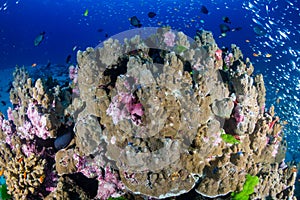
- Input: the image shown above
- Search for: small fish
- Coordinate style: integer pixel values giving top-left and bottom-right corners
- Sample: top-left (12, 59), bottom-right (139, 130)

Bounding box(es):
top-left (34, 32), bottom-right (45, 46)
top-left (129, 16), bottom-right (142, 28)
top-left (97, 28), bottom-right (103, 32)
top-left (245, 39), bottom-right (250, 43)
top-left (200, 5), bottom-right (209, 14)
top-left (147, 12), bottom-right (156, 18)
top-left (222, 16), bottom-right (231, 24)
top-left (31, 63), bottom-right (37, 67)
top-left (83, 9), bottom-right (89, 17)
top-left (1, 101), bottom-right (6, 106)
top-left (219, 24), bottom-right (230, 33)
top-left (265, 53), bottom-right (272, 58)
top-left (46, 61), bottom-right (51, 68)
top-left (231, 27), bottom-right (242, 32)
top-left (66, 55), bottom-right (71, 63)
top-left (105, 33), bottom-right (108, 38)
top-left (253, 52), bottom-right (261, 57)
top-left (39, 175), bottom-right (45, 184)
top-left (253, 25), bottom-right (266, 36)
top-left (72, 46), bottom-right (77, 51)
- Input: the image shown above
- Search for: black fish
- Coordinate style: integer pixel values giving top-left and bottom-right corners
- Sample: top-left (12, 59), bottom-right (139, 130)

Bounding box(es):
top-left (105, 33), bottom-right (109, 38)
top-left (148, 12), bottom-right (156, 18)
top-left (1, 101), bottom-right (6, 106)
top-left (34, 31), bottom-right (45, 46)
top-left (97, 28), bottom-right (103, 32)
top-left (219, 24), bottom-right (231, 33)
top-left (253, 25), bottom-right (266, 36)
top-left (66, 55), bottom-right (71, 63)
top-left (130, 16), bottom-right (142, 28)
top-left (232, 27), bottom-right (242, 32)
top-left (222, 16), bottom-right (231, 24)
top-left (6, 81), bottom-right (13, 92)
top-left (46, 61), bottom-right (51, 68)
top-left (221, 46), bottom-right (229, 52)
top-left (200, 5), bottom-right (209, 14)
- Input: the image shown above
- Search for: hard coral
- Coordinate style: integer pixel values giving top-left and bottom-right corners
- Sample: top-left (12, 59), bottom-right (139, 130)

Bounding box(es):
top-left (4, 152), bottom-right (46, 199)
top-left (71, 29), bottom-right (296, 199)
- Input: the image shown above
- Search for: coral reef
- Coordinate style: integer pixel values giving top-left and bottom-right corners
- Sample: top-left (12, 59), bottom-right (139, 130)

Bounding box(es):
top-left (0, 142), bottom-right (46, 199)
top-left (71, 28), bottom-right (296, 199)
top-left (0, 28), bottom-right (297, 200)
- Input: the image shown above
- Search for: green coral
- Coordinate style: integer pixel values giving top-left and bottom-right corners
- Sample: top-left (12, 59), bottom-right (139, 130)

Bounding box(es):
top-left (175, 45), bottom-right (188, 54)
top-left (108, 197), bottom-right (127, 200)
top-left (0, 184), bottom-right (11, 200)
top-left (231, 174), bottom-right (259, 200)
top-left (221, 133), bottom-right (241, 144)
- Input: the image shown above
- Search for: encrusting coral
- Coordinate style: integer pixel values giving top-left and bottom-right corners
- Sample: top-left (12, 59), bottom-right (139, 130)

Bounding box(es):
top-left (0, 28), bottom-right (297, 200)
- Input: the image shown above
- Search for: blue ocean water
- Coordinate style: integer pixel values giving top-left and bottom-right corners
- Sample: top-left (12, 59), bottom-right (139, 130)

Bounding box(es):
top-left (0, 0), bottom-right (299, 188)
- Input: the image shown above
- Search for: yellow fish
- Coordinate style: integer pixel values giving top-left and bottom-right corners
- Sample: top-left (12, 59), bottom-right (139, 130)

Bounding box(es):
top-left (253, 52), bottom-right (262, 57)
top-left (83, 9), bottom-right (89, 17)
top-left (265, 53), bottom-right (272, 58)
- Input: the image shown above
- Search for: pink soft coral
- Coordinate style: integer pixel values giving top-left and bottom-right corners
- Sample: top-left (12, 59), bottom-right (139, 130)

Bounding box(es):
top-left (163, 31), bottom-right (176, 47)
top-left (25, 102), bottom-right (51, 140)
top-left (73, 153), bottom-right (124, 199)
top-left (107, 92), bottom-right (143, 125)
top-left (215, 49), bottom-right (223, 61)
top-left (234, 105), bottom-right (245, 124)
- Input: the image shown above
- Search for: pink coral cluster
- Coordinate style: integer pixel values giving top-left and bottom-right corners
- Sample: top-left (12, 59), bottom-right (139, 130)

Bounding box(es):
top-left (24, 102), bottom-right (51, 140)
top-left (73, 153), bottom-right (124, 199)
top-left (107, 92), bottom-right (143, 125)
top-left (215, 49), bottom-right (223, 61)
top-left (0, 114), bottom-right (14, 147)
top-left (224, 52), bottom-right (233, 67)
top-left (234, 105), bottom-right (245, 124)
top-left (163, 31), bottom-right (176, 47)
top-left (69, 65), bottom-right (79, 95)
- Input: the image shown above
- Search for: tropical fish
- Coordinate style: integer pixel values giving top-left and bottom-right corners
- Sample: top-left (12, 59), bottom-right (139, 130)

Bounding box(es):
top-left (148, 12), bottom-right (156, 18)
top-left (222, 16), bottom-right (231, 24)
top-left (265, 53), bottom-right (272, 58)
top-left (219, 24), bottom-right (230, 33)
top-left (253, 52), bottom-right (262, 57)
top-left (1, 101), bottom-right (6, 106)
top-left (34, 32), bottom-right (45, 46)
top-left (253, 25), bottom-right (266, 36)
top-left (83, 9), bottom-right (89, 17)
top-left (129, 16), bottom-right (142, 28)
top-left (200, 5), bottom-right (209, 14)
top-left (231, 27), bottom-right (242, 32)
top-left (46, 61), bottom-right (51, 68)
top-left (66, 55), bottom-right (71, 63)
